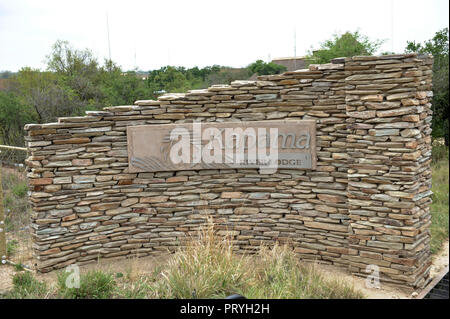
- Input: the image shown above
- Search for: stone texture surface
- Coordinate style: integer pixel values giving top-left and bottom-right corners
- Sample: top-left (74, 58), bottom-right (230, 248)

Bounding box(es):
top-left (345, 54), bottom-right (433, 288)
top-left (24, 53), bottom-right (433, 288)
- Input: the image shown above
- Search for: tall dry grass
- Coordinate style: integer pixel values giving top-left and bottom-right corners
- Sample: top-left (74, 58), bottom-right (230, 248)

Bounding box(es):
top-left (151, 221), bottom-right (249, 298)
top-left (430, 144), bottom-right (449, 253)
top-left (148, 220), bottom-right (363, 299)
top-left (3, 220), bottom-right (364, 299)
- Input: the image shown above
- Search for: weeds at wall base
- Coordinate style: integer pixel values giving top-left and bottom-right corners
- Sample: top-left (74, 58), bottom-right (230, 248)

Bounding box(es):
top-left (1, 223), bottom-right (364, 299)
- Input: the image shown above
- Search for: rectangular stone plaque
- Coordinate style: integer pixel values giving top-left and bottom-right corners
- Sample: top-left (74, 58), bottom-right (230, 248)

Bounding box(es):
top-left (127, 120), bottom-right (316, 172)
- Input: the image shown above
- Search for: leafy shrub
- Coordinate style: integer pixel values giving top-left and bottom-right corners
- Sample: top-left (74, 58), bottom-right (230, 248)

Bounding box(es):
top-left (432, 142), bottom-right (449, 163)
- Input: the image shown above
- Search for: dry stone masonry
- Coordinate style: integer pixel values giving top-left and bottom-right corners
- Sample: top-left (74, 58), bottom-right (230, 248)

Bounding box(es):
top-left (24, 53), bottom-right (434, 288)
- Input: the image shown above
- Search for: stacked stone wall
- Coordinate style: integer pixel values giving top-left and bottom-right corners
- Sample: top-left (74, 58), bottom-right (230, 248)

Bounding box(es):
top-left (24, 53), bottom-right (433, 288)
top-left (345, 54), bottom-right (434, 287)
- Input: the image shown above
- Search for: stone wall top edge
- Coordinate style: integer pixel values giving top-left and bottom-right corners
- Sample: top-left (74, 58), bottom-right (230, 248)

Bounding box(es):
top-left (23, 53), bottom-right (433, 132)
top-left (144, 53), bottom-right (431, 105)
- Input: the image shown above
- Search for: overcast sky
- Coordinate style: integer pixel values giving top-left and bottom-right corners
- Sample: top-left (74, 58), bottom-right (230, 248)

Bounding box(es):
top-left (0, 0), bottom-right (448, 72)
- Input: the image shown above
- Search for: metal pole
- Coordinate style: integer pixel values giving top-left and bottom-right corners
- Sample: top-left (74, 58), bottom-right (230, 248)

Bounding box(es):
top-left (0, 145), bottom-right (27, 152)
top-left (106, 11), bottom-right (112, 67)
top-left (0, 163), bottom-right (7, 265)
top-left (294, 27), bottom-right (297, 70)
top-left (390, 0), bottom-right (394, 53)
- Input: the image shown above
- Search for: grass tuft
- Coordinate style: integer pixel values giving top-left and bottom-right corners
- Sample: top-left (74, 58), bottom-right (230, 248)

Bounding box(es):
top-left (1, 168), bottom-right (30, 232)
top-left (153, 221), bottom-right (248, 299)
top-left (3, 272), bottom-right (48, 299)
top-left (243, 245), bottom-right (363, 299)
top-left (430, 150), bottom-right (449, 253)
top-left (149, 221), bottom-right (363, 299)
top-left (1, 221), bottom-right (365, 299)
top-left (57, 270), bottom-right (116, 299)
top-left (6, 239), bottom-right (18, 257)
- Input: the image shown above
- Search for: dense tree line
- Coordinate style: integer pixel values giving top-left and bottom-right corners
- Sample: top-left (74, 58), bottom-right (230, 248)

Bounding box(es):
top-left (1, 29), bottom-right (448, 147)
top-left (405, 28), bottom-right (449, 145)
top-left (0, 40), bottom-right (286, 146)
top-left (308, 30), bottom-right (385, 64)
top-left (308, 29), bottom-right (448, 145)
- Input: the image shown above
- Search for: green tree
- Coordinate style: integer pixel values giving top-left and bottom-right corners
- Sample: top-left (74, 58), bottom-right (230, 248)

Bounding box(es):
top-left (11, 67), bottom-right (84, 123)
top-left (204, 66), bottom-right (251, 86)
top-left (248, 60), bottom-right (287, 76)
top-left (46, 40), bottom-right (103, 104)
top-left (1, 40), bottom-right (156, 137)
top-left (45, 41), bottom-right (152, 111)
top-left (98, 62), bottom-right (150, 106)
top-left (0, 71), bottom-right (14, 79)
top-left (310, 31), bottom-right (385, 64)
top-left (0, 91), bottom-right (37, 146)
top-left (406, 28), bottom-right (449, 145)
top-left (145, 64), bottom-right (256, 97)
top-left (46, 40), bottom-right (99, 78)
top-left (147, 66), bottom-right (191, 97)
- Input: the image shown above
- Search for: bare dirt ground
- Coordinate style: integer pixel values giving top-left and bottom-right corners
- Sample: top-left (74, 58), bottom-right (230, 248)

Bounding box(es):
top-left (0, 253), bottom-right (172, 294)
top-left (1, 241), bottom-right (448, 298)
top-left (33, 253), bottom-right (172, 284)
top-left (318, 240), bottom-right (449, 299)
top-left (430, 241), bottom-right (449, 278)
top-left (0, 264), bottom-right (15, 292)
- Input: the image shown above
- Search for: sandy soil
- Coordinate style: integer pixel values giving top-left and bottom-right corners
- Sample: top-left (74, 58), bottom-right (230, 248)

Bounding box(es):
top-left (33, 253), bottom-right (172, 284)
top-left (315, 264), bottom-right (411, 299)
top-left (0, 253), bottom-right (172, 295)
top-left (1, 241), bottom-right (448, 298)
top-left (430, 241), bottom-right (449, 278)
top-left (0, 264), bottom-right (16, 292)
top-left (318, 241), bottom-right (449, 299)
